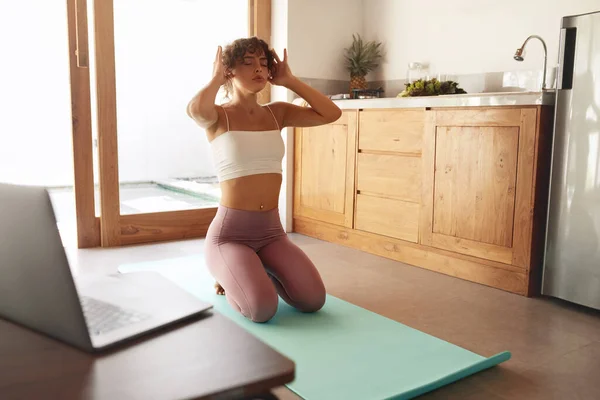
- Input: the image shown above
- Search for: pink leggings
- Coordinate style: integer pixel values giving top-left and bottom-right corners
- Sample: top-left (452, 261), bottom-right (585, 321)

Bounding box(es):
top-left (204, 206), bottom-right (326, 323)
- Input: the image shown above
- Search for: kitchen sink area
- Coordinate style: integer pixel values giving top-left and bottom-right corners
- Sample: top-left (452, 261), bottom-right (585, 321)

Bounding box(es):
top-left (331, 90), bottom-right (555, 109)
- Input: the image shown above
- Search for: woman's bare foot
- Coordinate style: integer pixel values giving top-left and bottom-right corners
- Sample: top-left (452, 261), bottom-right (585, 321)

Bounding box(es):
top-left (214, 282), bottom-right (225, 295)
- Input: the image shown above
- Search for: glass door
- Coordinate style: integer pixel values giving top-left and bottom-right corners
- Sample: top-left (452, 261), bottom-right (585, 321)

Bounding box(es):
top-left (91, 0), bottom-right (269, 246)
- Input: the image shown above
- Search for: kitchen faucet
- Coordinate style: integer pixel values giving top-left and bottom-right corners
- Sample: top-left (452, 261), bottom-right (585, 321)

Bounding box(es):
top-left (514, 35), bottom-right (548, 90)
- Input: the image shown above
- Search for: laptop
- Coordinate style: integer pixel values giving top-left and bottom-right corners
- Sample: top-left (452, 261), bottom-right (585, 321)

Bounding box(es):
top-left (0, 183), bottom-right (213, 352)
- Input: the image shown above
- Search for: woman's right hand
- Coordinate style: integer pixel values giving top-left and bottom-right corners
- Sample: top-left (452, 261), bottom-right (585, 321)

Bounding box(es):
top-left (212, 46), bottom-right (228, 86)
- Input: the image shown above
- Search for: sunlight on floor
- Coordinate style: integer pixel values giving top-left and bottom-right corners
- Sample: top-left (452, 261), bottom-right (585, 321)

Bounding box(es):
top-left (49, 180), bottom-right (220, 247)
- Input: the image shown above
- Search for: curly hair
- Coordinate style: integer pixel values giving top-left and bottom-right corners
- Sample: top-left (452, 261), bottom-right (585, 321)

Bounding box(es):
top-left (221, 37), bottom-right (275, 98)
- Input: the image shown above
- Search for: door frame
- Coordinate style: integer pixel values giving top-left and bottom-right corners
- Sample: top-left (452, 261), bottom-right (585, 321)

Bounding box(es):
top-left (66, 0), bottom-right (271, 248)
top-left (66, 0), bottom-right (99, 248)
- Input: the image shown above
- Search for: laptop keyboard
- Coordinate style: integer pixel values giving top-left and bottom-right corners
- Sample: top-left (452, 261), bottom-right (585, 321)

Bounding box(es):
top-left (80, 296), bottom-right (151, 336)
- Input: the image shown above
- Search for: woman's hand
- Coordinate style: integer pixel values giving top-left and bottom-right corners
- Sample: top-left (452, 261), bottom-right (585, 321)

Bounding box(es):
top-left (212, 46), bottom-right (228, 86)
top-left (270, 49), bottom-right (295, 87)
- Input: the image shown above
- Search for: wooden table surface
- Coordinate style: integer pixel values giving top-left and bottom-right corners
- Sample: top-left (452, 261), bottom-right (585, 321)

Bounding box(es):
top-left (0, 311), bottom-right (295, 399)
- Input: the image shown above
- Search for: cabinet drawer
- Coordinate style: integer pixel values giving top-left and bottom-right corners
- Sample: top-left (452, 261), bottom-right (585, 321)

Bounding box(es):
top-left (359, 109), bottom-right (424, 154)
top-left (357, 153), bottom-right (421, 202)
top-left (355, 194), bottom-right (419, 243)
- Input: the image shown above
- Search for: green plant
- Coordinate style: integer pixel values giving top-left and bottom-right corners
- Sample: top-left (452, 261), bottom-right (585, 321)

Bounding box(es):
top-left (398, 78), bottom-right (467, 97)
top-left (344, 33), bottom-right (383, 91)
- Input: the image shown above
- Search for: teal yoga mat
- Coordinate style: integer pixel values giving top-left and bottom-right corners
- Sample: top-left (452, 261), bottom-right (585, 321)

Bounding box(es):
top-left (118, 255), bottom-right (510, 400)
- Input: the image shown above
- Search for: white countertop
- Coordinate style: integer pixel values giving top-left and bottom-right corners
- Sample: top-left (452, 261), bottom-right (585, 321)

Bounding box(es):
top-left (329, 90), bottom-right (555, 109)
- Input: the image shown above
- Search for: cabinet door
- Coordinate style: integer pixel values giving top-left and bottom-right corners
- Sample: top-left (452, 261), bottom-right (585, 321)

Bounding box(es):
top-left (293, 111), bottom-right (357, 227)
top-left (420, 108), bottom-right (537, 267)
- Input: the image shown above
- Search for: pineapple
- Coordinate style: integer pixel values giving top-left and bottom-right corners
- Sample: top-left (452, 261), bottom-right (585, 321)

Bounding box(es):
top-left (344, 33), bottom-right (383, 93)
top-left (350, 75), bottom-right (368, 91)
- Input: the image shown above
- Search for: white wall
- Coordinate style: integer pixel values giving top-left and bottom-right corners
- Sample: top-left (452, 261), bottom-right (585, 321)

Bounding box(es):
top-left (272, 0), bottom-right (290, 101)
top-left (287, 0), bottom-right (364, 80)
top-left (272, 0), bottom-right (292, 231)
top-left (364, 0), bottom-right (600, 81)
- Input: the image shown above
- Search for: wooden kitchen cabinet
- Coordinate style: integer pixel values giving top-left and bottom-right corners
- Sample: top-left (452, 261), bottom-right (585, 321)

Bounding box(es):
top-left (293, 105), bottom-right (553, 297)
top-left (293, 110), bottom-right (357, 228)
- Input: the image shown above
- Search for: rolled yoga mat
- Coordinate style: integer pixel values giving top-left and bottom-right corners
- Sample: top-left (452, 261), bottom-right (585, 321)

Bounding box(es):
top-left (118, 255), bottom-right (510, 400)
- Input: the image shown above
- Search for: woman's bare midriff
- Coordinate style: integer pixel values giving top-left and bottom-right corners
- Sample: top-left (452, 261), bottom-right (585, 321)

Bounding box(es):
top-left (218, 173), bottom-right (282, 211)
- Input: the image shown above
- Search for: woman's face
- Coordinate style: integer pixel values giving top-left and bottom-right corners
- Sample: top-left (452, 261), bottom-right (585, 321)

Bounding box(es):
top-left (229, 51), bottom-right (270, 94)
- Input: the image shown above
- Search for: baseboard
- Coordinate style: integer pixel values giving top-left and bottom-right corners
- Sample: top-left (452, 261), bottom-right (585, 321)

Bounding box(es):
top-left (293, 217), bottom-right (529, 296)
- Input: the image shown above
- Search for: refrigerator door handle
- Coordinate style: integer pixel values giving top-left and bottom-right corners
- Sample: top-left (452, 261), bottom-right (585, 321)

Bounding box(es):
top-left (557, 27), bottom-right (577, 90)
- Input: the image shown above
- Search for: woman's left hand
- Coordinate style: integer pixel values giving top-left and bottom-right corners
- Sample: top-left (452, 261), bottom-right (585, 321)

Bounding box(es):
top-left (270, 49), bottom-right (295, 87)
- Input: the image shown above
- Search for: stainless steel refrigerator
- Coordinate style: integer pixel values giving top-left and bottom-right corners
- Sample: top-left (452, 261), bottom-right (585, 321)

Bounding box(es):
top-left (543, 10), bottom-right (600, 310)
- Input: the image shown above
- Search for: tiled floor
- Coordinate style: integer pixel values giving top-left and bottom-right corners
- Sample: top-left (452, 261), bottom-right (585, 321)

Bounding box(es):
top-left (65, 234), bottom-right (600, 400)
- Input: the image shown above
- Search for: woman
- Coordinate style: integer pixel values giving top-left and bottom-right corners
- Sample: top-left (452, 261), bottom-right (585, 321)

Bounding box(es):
top-left (186, 37), bottom-right (342, 323)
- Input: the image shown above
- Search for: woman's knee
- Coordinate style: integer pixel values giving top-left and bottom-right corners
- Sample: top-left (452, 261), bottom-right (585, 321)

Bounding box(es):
top-left (302, 285), bottom-right (326, 313)
top-left (246, 287), bottom-right (279, 323)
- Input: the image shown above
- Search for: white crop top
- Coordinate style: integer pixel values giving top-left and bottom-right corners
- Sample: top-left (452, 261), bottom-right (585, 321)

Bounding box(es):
top-left (210, 105), bottom-right (285, 182)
